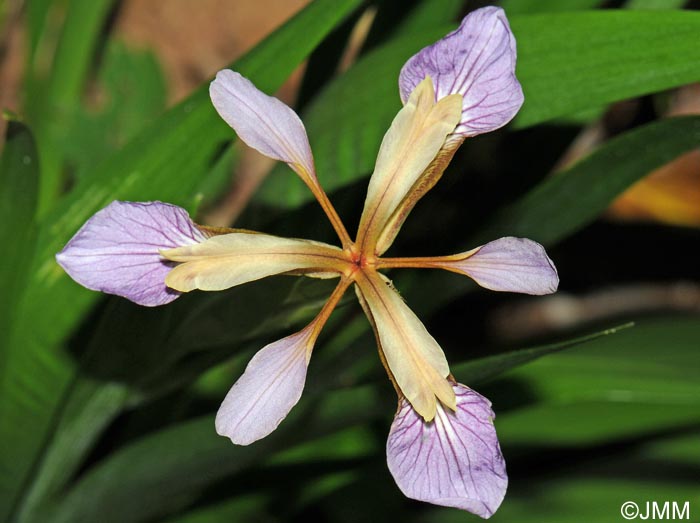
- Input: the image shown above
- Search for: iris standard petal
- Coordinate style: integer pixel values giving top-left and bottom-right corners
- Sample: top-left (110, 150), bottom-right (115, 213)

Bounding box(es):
top-left (437, 237), bottom-right (559, 295)
top-left (210, 69), bottom-right (316, 182)
top-left (356, 78), bottom-right (461, 253)
top-left (387, 383), bottom-right (508, 518)
top-left (354, 271), bottom-right (454, 421)
top-left (56, 201), bottom-right (206, 306)
top-left (216, 277), bottom-right (352, 445)
top-left (215, 328), bottom-right (312, 445)
top-left (399, 6), bottom-right (523, 137)
top-left (162, 232), bottom-right (346, 292)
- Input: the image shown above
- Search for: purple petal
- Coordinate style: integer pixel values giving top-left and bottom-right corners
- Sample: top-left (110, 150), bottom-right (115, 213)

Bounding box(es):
top-left (215, 329), bottom-right (312, 445)
top-left (56, 201), bottom-right (206, 306)
top-left (210, 69), bottom-right (316, 180)
top-left (387, 383), bottom-right (507, 518)
top-left (399, 6), bottom-right (523, 137)
top-left (449, 237), bottom-right (558, 295)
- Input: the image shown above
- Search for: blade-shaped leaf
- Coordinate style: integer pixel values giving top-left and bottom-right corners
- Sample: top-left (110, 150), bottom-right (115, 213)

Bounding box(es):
top-left (27, 0), bottom-right (117, 215)
top-left (0, 120), bottom-right (40, 512)
top-left (473, 116), bottom-right (700, 246)
top-left (256, 10), bottom-right (700, 207)
top-left (0, 1), bottom-right (364, 520)
top-left (500, 0), bottom-right (602, 14)
top-left (453, 323), bottom-right (634, 385)
top-left (12, 277), bottom-right (336, 523)
top-left (45, 323), bottom-right (630, 522)
top-left (491, 317), bottom-right (700, 445)
top-left (49, 386), bottom-right (385, 523)
top-left (513, 10), bottom-right (700, 127)
top-left (0, 121), bottom-right (38, 355)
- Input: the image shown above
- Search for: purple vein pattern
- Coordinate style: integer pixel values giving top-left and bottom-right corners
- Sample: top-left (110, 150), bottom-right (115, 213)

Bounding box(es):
top-left (399, 6), bottom-right (523, 137)
top-left (56, 201), bottom-right (206, 306)
top-left (386, 383), bottom-right (508, 518)
top-left (215, 329), bottom-right (310, 445)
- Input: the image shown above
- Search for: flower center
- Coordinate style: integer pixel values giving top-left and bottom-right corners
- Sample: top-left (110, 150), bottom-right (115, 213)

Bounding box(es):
top-left (344, 244), bottom-right (377, 278)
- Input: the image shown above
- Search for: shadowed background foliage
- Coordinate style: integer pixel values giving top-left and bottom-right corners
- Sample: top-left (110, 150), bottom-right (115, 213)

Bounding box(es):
top-left (1, 0), bottom-right (699, 521)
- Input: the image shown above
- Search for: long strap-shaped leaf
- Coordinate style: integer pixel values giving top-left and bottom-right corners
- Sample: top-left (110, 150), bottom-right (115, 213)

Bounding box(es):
top-left (402, 116), bottom-right (700, 317)
top-left (0, 1), bottom-right (364, 520)
top-left (256, 10), bottom-right (700, 207)
top-left (473, 116), bottom-right (700, 246)
top-left (47, 325), bottom-right (630, 523)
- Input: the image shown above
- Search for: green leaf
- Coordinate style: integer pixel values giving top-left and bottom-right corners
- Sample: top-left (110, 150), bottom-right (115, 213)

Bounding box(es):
top-left (11, 277), bottom-right (336, 522)
top-left (499, 402), bottom-right (700, 446)
top-left (45, 322), bottom-right (632, 522)
top-left (0, 1), bottom-right (364, 520)
top-left (27, 0), bottom-right (117, 215)
top-left (0, 120), bottom-right (39, 355)
top-left (24, 0), bottom-right (53, 66)
top-left (63, 41), bottom-right (168, 179)
top-left (425, 430), bottom-right (700, 523)
top-left (453, 323), bottom-right (634, 385)
top-left (473, 116), bottom-right (700, 246)
top-left (164, 496), bottom-right (271, 523)
top-left (513, 10), bottom-right (700, 128)
top-left (493, 317), bottom-right (700, 445)
top-left (0, 120), bottom-right (40, 511)
top-left (626, 0), bottom-right (686, 9)
top-left (500, 0), bottom-right (602, 14)
top-left (256, 10), bottom-right (700, 207)
top-left (49, 386), bottom-right (385, 523)
top-left (357, 0), bottom-right (457, 57)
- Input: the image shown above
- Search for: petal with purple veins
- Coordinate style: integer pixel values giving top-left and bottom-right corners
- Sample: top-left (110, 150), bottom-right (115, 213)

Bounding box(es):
top-left (437, 237), bottom-right (559, 295)
top-left (215, 327), bottom-right (313, 445)
top-left (387, 383), bottom-right (508, 518)
top-left (56, 201), bottom-right (206, 306)
top-left (399, 6), bottom-right (523, 137)
top-left (210, 69), bottom-right (316, 184)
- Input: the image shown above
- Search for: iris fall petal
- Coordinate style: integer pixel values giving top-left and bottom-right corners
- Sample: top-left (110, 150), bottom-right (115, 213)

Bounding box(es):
top-left (387, 383), bottom-right (507, 518)
top-left (399, 6), bottom-right (523, 137)
top-left (56, 201), bottom-right (206, 306)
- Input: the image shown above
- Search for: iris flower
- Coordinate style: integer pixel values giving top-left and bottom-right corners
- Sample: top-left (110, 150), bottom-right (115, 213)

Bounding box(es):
top-left (56, 7), bottom-right (557, 518)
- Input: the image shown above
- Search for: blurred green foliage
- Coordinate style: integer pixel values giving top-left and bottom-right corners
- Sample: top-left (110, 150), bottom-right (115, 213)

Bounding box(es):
top-left (1, 0), bottom-right (699, 522)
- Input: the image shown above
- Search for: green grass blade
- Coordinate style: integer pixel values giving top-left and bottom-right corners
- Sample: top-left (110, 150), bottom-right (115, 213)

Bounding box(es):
top-left (0, 119), bottom-right (40, 516)
top-left (28, 0), bottom-right (117, 215)
top-left (453, 323), bottom-right (634, 385)
top-left (0, 120), bottom-right (39, 356)
top-left (0, 1), bottom-right (364, 520)
top-left (256, 10), bottom-right (700, 207)
top-left (513, 10), bottom-right (700, 128)
top-left (473, 116), bottom-right (700, 246)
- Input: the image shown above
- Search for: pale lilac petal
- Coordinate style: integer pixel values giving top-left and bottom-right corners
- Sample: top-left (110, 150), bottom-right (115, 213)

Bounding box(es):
top-left (56, 201), bottom-right (206, 306)
top-left (399, 6), bottom-right (523, 136)
top-left (216, 329), bottom-right (312, 445)
top-left (210, 69), bottom-right (316, 180)
top-left (387, 383), bottom-right (507, 518)
top-left (446, 237), bottom-right (558, 295)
